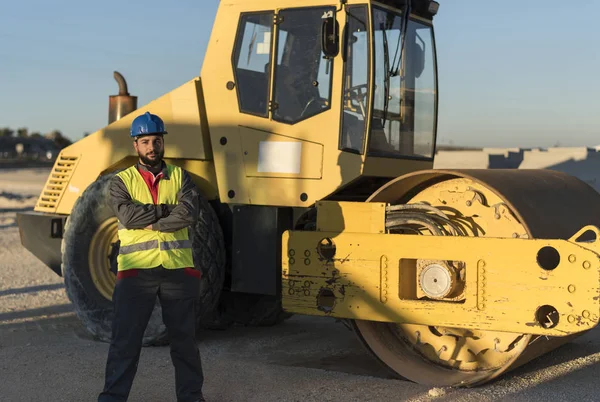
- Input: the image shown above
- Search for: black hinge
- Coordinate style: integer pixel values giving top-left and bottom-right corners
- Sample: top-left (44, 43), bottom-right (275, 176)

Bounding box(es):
top-left (268, 100), bottom-right (279, 111)
top-left (274, 14), bottom-right (284, 25)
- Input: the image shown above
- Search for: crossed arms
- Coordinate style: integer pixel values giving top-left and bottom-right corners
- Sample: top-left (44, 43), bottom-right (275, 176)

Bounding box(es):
top-left (109, 170), bottom-right (200, 233)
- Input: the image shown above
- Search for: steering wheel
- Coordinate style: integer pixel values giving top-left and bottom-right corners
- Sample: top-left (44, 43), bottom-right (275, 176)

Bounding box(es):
top-left (344, 84), bottom-right (369, 118)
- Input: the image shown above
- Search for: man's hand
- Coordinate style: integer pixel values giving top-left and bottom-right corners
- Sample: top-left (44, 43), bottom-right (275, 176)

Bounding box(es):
top-left (159, 203), bottom-right (176, 218)
top-left (145, 224), bottom-right (153, 230)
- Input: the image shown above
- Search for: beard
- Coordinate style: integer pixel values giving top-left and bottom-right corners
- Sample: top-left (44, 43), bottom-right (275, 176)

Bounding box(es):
top-left (138, 149), bottom-right (164, 167)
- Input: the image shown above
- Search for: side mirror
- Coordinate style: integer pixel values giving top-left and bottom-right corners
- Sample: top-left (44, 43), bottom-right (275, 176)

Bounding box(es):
top-left (321, 12), bottom-right (339, 59)
top-left (413, 42), bottom-right (425, 78)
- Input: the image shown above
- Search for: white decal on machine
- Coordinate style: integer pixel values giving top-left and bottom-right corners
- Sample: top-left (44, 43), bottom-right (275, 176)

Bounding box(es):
top-left (257, 141), bottom-right (302, 174)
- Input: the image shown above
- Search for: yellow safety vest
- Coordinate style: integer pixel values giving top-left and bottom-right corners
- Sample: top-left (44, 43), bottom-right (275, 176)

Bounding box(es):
top-left (115, 164), bottom-right (194, 271)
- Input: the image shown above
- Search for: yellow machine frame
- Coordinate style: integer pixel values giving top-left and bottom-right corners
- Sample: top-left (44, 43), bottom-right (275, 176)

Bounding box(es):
top-left (283, 200), bottom-right (600, 337)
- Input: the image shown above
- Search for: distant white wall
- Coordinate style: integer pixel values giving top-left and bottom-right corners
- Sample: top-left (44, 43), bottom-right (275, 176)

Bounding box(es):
top-left (434, 147), bottom-right (600, 193)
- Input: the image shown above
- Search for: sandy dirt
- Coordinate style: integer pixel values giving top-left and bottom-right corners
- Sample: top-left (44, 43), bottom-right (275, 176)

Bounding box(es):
top-left (2, 168), bottom-right (600, 401)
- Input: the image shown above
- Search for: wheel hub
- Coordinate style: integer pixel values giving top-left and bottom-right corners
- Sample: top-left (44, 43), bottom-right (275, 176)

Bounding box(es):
top-left (88, 217), bottom-right (118, 301)
top-left (419, 262), bottom-right (455, 299)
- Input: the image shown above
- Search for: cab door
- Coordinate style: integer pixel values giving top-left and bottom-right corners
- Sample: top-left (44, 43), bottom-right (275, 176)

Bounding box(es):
top-left (203, 4), bottom-right (354, 207)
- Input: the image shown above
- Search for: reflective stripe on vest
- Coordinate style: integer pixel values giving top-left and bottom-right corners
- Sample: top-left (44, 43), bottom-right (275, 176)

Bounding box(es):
top-left (118, 239), bottom-right (193, 254)
top-left (115, 164), bottom-right (194, 271)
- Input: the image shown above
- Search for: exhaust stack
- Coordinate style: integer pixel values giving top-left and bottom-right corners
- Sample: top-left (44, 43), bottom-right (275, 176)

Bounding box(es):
top-left (108, 71), bottom-right (137, 124)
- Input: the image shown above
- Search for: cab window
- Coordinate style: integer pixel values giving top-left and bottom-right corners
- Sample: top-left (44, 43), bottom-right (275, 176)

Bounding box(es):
top-left (272, 7), bottom-right (335, 124)
top-left (340, 5), bottom-right (370, 153)
top-left (232, 12), bottom-right (274, 117)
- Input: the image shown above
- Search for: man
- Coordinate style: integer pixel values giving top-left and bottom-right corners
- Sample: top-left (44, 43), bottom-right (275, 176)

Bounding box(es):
top-left (98, 111), bottom-right (205, 402)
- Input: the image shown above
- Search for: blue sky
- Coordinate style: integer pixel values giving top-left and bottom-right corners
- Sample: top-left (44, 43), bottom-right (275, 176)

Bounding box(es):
top-left (1, 0), bottom-right (598, 148)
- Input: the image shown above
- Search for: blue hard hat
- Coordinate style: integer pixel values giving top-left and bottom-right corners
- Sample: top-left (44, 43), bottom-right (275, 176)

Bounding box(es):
top-left (130, 112), bottom-right (168, 137)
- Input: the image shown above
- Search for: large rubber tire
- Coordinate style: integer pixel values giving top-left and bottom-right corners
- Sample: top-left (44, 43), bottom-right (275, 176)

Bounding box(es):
top-left (201, 291), bottom-right (292, 329)
top-left (223, 292), bottom-right (291, 326)
top-left (62, 172), bottom-right (226, 346)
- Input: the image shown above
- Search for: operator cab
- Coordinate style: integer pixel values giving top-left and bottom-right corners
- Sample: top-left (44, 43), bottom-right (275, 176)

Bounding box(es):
top-left (204, 0), bottom-right (440, 206)
top-left (231, 1), bottom-right (438, 158)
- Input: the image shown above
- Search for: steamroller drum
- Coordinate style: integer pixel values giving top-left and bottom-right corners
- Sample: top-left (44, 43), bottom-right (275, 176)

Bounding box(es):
top-left (350, 168), bottom-right (600, 387)
top-left (62, 172), bottom-right (226, 346)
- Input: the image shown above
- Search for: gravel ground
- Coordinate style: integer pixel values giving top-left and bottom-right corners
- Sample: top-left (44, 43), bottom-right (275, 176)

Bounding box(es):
top-left (2, 168), bottom-right (600, 401)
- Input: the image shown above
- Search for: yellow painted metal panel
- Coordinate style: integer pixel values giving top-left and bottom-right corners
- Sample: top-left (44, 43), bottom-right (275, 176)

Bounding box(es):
top-left (168, 159), bottom-right (219, 200)
top-left (34, 79), bottom-right (216, 215)
top-left (240, 128), bottom-right (324, 179)
top-left (316, 200), bottom-right (386, 233)
top-left (282, 222), bottom-right (600, 336)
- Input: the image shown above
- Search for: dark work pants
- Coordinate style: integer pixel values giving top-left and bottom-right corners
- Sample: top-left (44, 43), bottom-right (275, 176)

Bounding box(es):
top-left (98, 266), bottom-right (204, 402)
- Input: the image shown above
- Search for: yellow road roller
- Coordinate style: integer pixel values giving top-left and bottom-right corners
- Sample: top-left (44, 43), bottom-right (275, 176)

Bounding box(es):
top-left (16, 0), bottom-right (600, 387)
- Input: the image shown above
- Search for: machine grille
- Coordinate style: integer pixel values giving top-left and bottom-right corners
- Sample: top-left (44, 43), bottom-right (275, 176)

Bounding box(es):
top-left (36, 154), bottom-right (79, 212)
